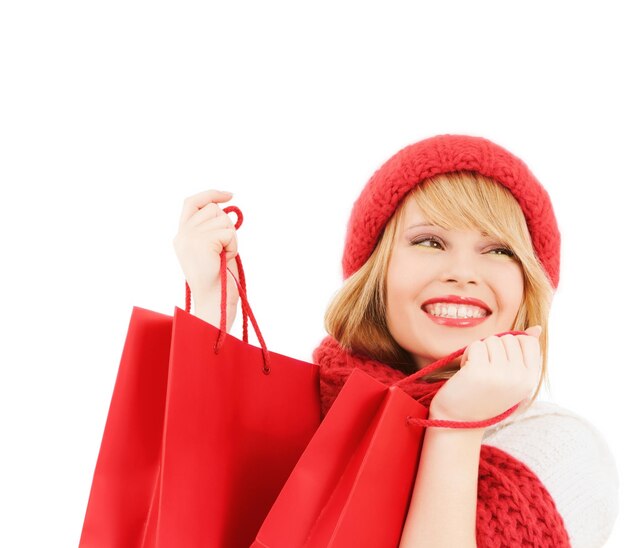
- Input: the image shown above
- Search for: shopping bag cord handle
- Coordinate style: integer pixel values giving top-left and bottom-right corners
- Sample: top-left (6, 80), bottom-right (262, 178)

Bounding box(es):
top-left (398, 329), bottom-right (530, 429)
top-left (406, 405), bottom-right (518, 430)
top-left (184, 206), bottom-right (272, 374)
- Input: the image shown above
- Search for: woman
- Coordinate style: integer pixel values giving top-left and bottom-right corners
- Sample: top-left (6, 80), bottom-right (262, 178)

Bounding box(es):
top-left (174, 134), bottom-right (618, 547)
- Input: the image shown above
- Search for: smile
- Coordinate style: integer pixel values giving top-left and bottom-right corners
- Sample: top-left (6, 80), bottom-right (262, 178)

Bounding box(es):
top-left (423, 303), bottom-right (488, 319)
top-left (422, 303), bottom-right (489, 327)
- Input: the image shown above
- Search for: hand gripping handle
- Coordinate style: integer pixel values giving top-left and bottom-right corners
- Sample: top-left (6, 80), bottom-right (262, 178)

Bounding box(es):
top-left (395, 330), bottom-right (530, 429)
top-left (184, 206), bottom-right (272, 374)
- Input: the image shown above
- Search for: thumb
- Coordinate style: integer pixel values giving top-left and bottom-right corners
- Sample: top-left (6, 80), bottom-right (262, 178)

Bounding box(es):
top-left (525, 325), bottom-right (543, 338)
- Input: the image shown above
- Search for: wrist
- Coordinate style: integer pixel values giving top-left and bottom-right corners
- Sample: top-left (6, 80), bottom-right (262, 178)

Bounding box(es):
top-left (193, 294), bottom-right (235, 332)
top-left (426, 420), bottom-right (487, 439)
top-left (428, 405), bottom-right (488, 435)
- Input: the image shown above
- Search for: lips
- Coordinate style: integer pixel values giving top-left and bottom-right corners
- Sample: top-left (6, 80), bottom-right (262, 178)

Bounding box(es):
top-left (421, 295), bottom-right (492, 315)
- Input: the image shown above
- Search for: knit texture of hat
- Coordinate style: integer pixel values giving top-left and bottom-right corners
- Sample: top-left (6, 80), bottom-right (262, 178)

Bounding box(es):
top-left (342, 134), bottom-right (561, 289)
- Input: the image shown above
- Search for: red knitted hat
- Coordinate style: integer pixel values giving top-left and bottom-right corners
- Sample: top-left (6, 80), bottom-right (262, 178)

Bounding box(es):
top-left (342, 134), bottom-right (561, 289)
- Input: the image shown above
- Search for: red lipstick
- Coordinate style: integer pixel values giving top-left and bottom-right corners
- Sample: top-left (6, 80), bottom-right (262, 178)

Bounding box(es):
top-left (423, 313), bottom-right (488, 328)
top-left (421, 295), bottom-right (491, 328)
top-left (421, 295), bottom-right (492, 314)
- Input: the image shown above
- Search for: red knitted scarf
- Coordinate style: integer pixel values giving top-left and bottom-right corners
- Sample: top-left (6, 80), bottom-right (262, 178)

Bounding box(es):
top-left (311, 334), bottom-right (571, 547)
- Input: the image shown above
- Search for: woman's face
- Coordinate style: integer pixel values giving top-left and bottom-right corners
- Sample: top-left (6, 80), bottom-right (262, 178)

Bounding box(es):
top-left (385, 199), bottom-right (525, 369)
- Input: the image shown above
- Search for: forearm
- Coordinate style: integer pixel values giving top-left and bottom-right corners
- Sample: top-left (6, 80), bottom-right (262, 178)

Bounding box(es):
top-left (398, 424), bottom-right (486, 548)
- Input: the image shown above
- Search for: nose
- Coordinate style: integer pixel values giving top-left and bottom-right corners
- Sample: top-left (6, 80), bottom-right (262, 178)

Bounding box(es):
top-left (442, 252), bottom-right (480, 285)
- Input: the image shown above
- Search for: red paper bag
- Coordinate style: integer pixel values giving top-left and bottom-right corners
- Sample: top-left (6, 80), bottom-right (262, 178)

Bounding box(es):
top-left (79, 306), bottom-right (174, 547)
top-left (253, 332), bottom-right (526, 548)
top-left (79, 206), bottom-right (322, 548)
top-left (252, 367), bottom-right (429, 548)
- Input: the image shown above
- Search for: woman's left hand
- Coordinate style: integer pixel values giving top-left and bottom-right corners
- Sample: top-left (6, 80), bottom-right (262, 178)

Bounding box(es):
top-left (428, 326), bottom-right (542, 423)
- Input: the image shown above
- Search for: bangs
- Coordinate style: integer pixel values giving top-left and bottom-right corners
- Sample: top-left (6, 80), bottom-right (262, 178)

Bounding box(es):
top-left (398, 171), bottom-right (531, 252)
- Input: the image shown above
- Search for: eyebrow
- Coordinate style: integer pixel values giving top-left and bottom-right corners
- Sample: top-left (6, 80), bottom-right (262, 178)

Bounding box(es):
top-left (404, 222), bottom-right (443, 232)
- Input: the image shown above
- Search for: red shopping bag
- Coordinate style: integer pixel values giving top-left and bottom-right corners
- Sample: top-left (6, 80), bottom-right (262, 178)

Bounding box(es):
top-left (253, 332), bottom-right (526, 548)
top-left (79, 206), bottom-right (322, 548)
top-left (252, 367), bottom-right (428, 548)
top-left (78, 306), bottom-right (173, 548)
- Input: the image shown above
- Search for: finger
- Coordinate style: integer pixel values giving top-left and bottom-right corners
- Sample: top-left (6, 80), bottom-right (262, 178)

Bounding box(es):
top-left (193, 211), bottom-right (235, 233)
top-left (465, 340), bottom-right (489, 366)
top-left (192, 206), bottom-right (235, 231)
top-left (484, 335), bottom-right (507, 365)
top-left (186, 202), bottom-right (223, 229)
top-left (500, 334), bottom-right (524, 365)
top-left (518, 334), bottom-right (542, 376)
top-left (524, 325), bottom-right (542, 338)
top-left (459, 345), bottom-right (470, 367)
top-left (206, 227), bottom-right (239, 258)
top-left (178, 189), bottom-right (234, 228)
top-left (515, 335), bottom-right (542, 396)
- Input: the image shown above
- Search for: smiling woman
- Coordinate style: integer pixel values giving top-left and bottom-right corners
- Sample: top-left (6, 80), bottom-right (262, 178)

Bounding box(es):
top-left (312, 134), bottom-right (618, 547)
top-left (387, 188), bottom-right (526, 375)
top-left (323, 170), bottom-right (554, 401)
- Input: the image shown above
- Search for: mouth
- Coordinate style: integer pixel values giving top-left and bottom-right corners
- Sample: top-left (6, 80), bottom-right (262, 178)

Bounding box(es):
top-left (420, 299), bottom-right (491, 328)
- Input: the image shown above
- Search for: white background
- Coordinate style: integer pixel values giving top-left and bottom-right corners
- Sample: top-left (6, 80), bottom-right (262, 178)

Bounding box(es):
top-left (1, 1), bottom-right (624, 546)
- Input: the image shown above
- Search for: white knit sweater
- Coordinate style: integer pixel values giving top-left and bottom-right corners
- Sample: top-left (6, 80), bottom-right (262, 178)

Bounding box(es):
top-left (482, 400), bottom-right (619, 548)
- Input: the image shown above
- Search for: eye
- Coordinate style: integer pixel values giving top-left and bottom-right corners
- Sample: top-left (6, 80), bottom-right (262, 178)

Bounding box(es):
top-left (410, 236), bottom-right (443, 249)
top-left (489, 247), bottom-right (516, 258)
top-left (411, 236), bottom-right (516, 258)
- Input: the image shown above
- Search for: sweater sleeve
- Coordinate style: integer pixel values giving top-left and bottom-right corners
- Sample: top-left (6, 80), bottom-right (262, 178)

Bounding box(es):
top-left (482, 401), bottom-right (619, 548)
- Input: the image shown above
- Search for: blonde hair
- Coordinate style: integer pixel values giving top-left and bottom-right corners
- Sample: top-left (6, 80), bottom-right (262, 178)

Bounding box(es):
top-left (323, 171), bottom-right (556, 406)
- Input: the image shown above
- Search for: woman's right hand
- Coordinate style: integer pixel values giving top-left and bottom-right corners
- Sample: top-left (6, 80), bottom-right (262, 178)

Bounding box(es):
top-left (172, 189), bottom-right (241, 332)
top-left (428, 326), bottom-right (542, 425)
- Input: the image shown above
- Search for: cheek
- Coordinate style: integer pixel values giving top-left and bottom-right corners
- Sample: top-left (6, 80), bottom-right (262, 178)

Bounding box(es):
top-left (502, 265), bottom-right (525, 311)
top-left (386, 256), bottom-right (422, 302)
top-left (386, 254), bottom-right (404, 295)
top-left (385, 257), bottom-right (419, 322)
top-left (385, 271), bottom-right (404, 318)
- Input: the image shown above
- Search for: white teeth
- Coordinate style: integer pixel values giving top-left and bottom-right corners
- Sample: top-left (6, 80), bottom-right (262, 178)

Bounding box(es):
top-left (425, 303), bottom-right (487, 318)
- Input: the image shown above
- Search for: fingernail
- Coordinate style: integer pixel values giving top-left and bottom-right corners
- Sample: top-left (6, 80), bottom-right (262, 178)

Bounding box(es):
top-left (525, 325), bottom-right (541, 336)
top-left (220, 190), bottom-right (233, 195)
